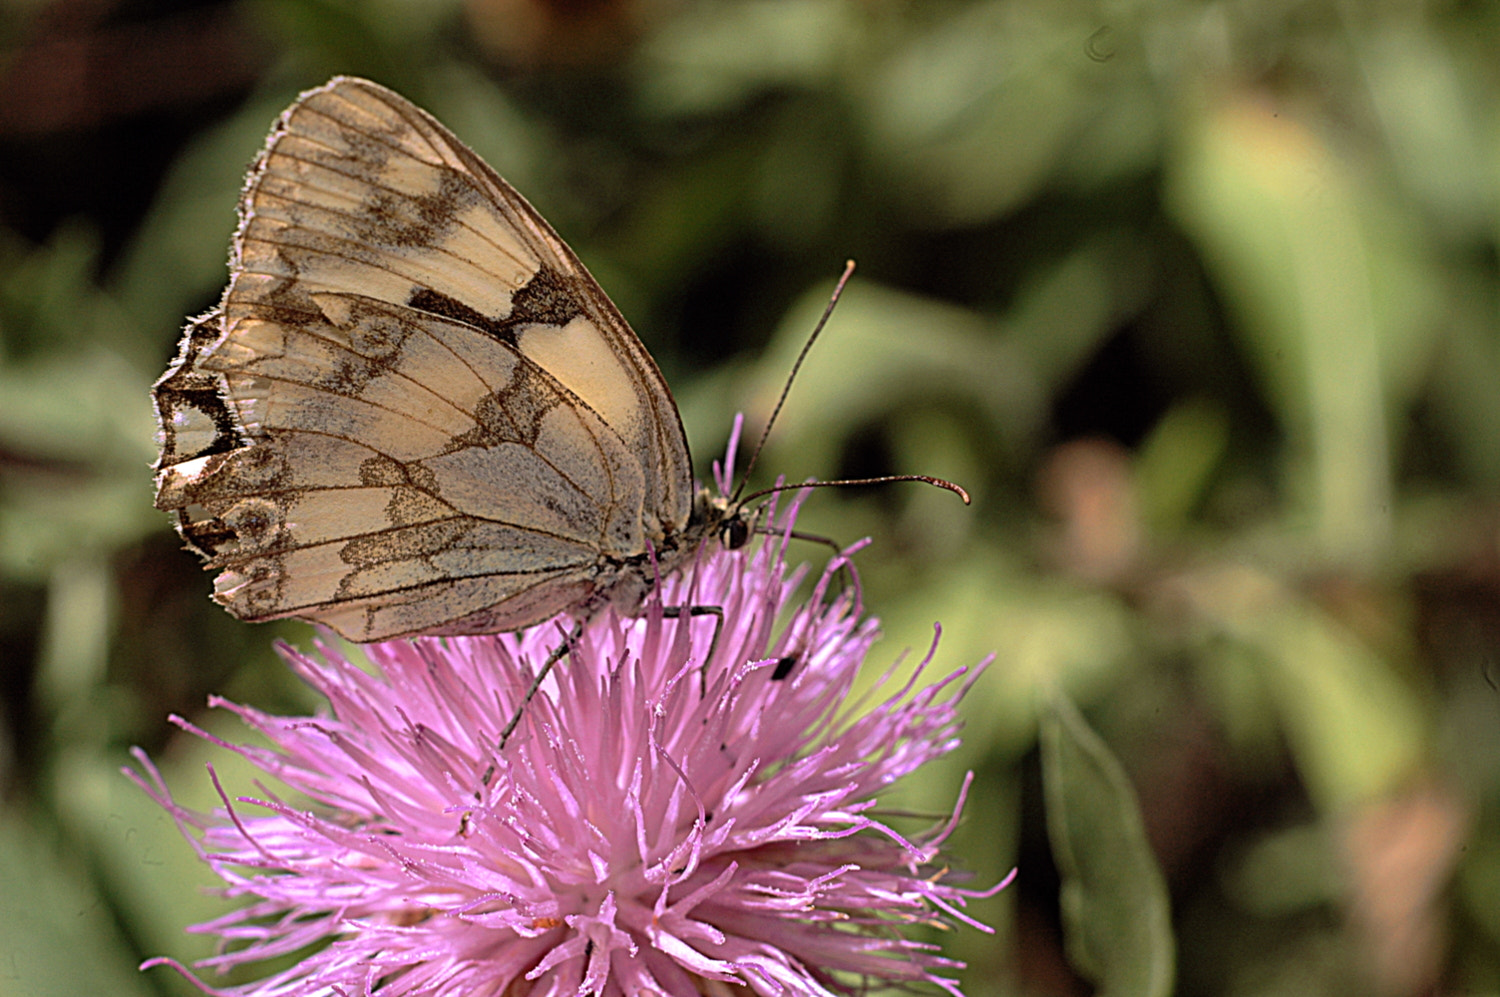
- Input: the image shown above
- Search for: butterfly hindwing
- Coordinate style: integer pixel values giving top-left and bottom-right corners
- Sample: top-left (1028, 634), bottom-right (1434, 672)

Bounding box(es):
top-left (153, 77), bottom-right (702, 641)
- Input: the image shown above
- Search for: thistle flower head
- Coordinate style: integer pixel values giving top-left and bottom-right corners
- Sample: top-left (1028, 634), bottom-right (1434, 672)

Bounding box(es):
top-left (130, 486), bottom-right (1003, 997)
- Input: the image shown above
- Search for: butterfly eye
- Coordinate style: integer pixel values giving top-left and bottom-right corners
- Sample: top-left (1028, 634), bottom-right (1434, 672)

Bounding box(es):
top-left (720, 514), bottom-right (750, 551)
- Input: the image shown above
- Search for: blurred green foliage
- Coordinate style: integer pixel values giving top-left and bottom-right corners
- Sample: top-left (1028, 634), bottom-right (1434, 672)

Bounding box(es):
top-left (2, 0), bottom-right (1500, 994)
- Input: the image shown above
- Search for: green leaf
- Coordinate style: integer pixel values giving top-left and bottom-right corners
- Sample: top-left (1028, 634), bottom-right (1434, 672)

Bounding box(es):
top-left (1165, 98), bottom-right (1440, 563)
top-left (1040, 691), bottom-right (1175, 997)
top-left (0, 806), bottom-right (155, 997)
top-left (636, 0), bottom-right (852, 117)
top-left (861, 0), bottom-right (1132, 226)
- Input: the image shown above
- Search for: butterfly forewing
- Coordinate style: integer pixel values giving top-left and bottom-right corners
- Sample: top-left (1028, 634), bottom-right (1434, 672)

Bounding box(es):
top-left (152, 77), bottom-right (702, 641)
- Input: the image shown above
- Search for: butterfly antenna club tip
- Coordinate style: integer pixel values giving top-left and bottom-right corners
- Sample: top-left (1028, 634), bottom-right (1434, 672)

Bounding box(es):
top-left (738, 473), bottom-right (970, 508)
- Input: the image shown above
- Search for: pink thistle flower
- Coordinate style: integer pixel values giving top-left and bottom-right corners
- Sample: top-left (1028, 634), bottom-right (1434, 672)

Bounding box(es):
top-left (129, 486), bottom-right (1007, 997)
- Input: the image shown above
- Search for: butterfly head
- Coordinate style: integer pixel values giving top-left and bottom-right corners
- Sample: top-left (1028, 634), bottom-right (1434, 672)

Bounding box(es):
top-left (689, 487), bottom-right (754, 553)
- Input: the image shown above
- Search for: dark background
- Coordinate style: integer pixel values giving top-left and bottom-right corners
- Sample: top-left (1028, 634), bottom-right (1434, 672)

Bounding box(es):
top-left (2, 0), bottom-right (1500, 994)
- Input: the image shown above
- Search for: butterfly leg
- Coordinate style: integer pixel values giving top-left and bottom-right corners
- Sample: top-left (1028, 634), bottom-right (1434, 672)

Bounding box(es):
top-left (782, 528), bottom-right (843, 558)
top-left (660, 604), bottom-right (724, 695)
top-left (780, 528), bottom-right (860, 601)
top-left (482, 620), bottom-right (585, 784)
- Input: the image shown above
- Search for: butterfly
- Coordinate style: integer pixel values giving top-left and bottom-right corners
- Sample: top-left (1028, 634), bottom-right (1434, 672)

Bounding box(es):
top-left (152, 76), bottom-right (755, 644)
top-left (154, 76), bottom-right (968, 656)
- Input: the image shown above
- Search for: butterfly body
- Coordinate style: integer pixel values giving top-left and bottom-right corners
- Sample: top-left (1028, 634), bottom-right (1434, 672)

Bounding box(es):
top-left (153, 77), bottom-right (739, 642)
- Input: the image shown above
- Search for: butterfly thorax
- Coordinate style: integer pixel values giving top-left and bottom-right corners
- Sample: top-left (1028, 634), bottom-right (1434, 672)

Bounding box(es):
top-left (593, 486), bottom-right (747, 618)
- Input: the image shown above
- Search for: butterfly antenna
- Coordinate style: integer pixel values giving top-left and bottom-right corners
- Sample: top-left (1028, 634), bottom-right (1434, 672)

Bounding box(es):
top-left (738, 475), bottom-right (971, 507)
top-left (730, 260), bottom-right (858, 505)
